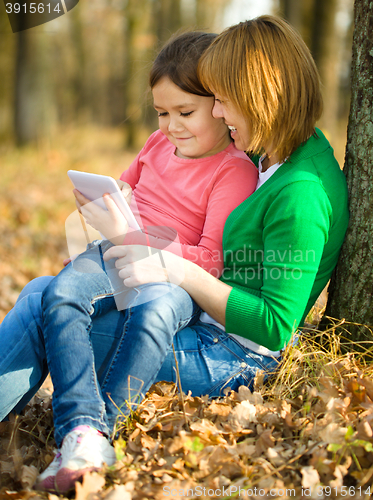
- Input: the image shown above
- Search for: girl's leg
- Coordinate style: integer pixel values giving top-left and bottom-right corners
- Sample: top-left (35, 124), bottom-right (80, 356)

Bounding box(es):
top-left (41, 242), bottom-right (200, 445)
top-left (155, 321), bottom-right (281, 397)
top-left (42, 270), bottom-right (199, 494)
top-left (41, 243), bottom-right (118, 445)
top-left (99, 283), bottom-right (200, 431)
top-left (0, 277), bottom-right (54, 420)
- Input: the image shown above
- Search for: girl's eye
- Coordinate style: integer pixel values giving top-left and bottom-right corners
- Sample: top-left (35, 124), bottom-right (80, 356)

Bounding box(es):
top-left (158, 112), bottom-right (168, 117)
top-left (180, 111), bottom-right (193, 117)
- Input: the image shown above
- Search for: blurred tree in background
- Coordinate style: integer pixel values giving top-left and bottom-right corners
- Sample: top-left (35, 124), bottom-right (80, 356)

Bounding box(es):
top-left (277, 0), bottom-right (353, 141)
top-left (0, 0), bottom-right (231, 150)
top-left (0, 0), bottom-right (353, 152)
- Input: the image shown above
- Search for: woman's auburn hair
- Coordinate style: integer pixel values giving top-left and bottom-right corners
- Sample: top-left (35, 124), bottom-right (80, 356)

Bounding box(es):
top-left (198, 15), bottom-right (323, 162)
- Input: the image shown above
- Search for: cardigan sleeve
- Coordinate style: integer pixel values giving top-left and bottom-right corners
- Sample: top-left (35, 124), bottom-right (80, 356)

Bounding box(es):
top-left (225, 180), bottom-right (332, 351)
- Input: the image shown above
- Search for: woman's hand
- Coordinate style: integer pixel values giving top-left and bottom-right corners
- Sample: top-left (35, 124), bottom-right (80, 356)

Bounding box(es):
top-left (103, 244), bottom-right (231, 325)
top-left (103, 245), bottom-right (185, 287)
top-left (74, 189), bottom-right (129, 245)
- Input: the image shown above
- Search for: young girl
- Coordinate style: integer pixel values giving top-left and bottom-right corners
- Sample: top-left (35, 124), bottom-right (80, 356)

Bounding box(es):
top-left (36, 31), bottom-right (257, 492)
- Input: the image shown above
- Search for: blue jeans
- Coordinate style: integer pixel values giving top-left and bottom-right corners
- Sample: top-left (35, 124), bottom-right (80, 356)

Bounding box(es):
top-left (42, 241), bottom-right (201, 445)
top-left (0, 279), bottom-right (280, 443)
top-left (0, 276), bottom-right (54, 418)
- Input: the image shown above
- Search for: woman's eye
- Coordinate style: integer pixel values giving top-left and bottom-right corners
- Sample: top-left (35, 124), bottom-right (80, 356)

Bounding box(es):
top-left (158, 112), bottom-right (168, 117)
top-left (180, 111), bottom-right (193, 117)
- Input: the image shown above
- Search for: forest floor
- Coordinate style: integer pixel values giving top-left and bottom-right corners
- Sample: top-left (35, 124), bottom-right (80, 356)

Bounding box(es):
top-left (1, 127), bottom-right (373, 500)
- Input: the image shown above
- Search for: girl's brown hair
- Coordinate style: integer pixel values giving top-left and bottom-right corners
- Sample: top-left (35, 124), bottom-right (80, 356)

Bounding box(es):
top-left (149, 31), bottom-right (217, 96)
top-left (199, 15), bottom-right (323, 162)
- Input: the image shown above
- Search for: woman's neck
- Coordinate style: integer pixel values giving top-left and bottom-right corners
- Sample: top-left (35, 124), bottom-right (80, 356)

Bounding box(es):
top-left (261, 153), bottom-right (280, 172)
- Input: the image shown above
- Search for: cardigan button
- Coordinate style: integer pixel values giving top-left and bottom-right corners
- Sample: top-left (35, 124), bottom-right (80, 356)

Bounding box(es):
top-left (213, 338), bottom-right (219, 343)
top-left (240, 362), bottom-right (247, 368)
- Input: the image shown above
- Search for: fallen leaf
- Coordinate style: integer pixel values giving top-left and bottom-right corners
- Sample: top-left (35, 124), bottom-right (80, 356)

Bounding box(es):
top-left (75, 471), bottom-right (106, 500)
top-left (19, 465), bottom-right (38, 489)
top-left (228, 401), bottom-right (257, 428)
top-left (301, 465), bottom-right (320, 491)
top-left (103, 485), bottom-right (132, 500)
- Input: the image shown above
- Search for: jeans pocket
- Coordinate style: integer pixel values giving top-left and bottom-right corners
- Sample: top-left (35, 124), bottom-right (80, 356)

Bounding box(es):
top-left (205, 336), bottom-right (280, 397)
top-left (208, 366), bottom-right (253, 397)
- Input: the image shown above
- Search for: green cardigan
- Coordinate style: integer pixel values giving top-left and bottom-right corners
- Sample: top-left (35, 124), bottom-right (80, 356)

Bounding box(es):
top-left (221, 129), bottom-right (349, 352)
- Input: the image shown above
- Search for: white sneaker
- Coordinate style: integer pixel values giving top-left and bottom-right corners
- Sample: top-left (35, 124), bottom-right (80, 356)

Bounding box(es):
top-left (34, 451), bottom-right (62, 492)
top-left (54, 426), bottom-right (116, 494)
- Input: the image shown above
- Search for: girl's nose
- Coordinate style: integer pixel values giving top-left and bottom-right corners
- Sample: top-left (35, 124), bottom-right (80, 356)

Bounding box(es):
top-left (168, 116), bottom-right (182, 133)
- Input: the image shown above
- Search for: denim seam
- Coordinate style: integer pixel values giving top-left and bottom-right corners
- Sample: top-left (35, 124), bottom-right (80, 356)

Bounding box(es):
top-left (43, 311), bottom-right (107, 440)
top-left (172, 330), bottom-right (227, 354)
top-left (90, 292), bottom-right (115, 313)
top-left (87, 333), bottom-right (107, 422)
top-left (176, 308), bottom-right (201, 330)
top-left (208, 366), bottom-right (250, 397)
top-left (224, 336), bottom-right (278, 372)
top-left (100, 306), bottom-right (133, 391)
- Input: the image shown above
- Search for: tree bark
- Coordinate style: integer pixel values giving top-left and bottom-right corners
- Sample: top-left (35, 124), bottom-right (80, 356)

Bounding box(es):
top-left (324, 0), bottom-right (373, 340)
top-left (13, 14), bottom-right (55, 145)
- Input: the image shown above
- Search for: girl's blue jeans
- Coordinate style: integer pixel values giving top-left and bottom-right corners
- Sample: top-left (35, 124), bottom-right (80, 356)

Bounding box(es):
top-left (0, 261), bottom-right (280, 447)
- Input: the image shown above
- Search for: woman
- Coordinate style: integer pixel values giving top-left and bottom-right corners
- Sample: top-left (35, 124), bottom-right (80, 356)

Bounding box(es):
top-left (0, 15), bottom-right (348, 494)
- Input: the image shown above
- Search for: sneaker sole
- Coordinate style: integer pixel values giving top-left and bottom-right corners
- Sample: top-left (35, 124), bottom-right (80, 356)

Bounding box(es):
top-left (34, 475), bottom-right (58, 493)
top-left (55, 466), bottom-right (97, 494)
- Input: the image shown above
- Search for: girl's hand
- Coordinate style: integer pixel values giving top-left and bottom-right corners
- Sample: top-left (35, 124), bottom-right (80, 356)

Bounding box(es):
top-left (73, 189), bottom-right (129, 245)
top-left (103, 245), bottom-right (185, 287)
top-left (116, 180), bottom-right (132, 205)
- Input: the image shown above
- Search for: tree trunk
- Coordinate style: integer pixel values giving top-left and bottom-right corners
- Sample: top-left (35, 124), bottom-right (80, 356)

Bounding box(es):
top-left (123, 0), bottom-right (154, 149)
top-left (14, 15), bottom-right (37, 145)
top-left (279, 0), bottom-right (346, 143)
top-left (324, 0), bottom-right (373, 341)
top-left (278, 0), bottom-right (303, 32)
top-left (310, 0), bottom-right (340, 138)
top-left (13, 14), bottom-right (55, 145)
top-left (0, 4), bottom-right (15, 142)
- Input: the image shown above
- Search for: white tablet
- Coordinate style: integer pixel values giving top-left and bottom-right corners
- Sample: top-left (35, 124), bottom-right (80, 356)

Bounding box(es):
top-left (67, 170), bottom-right (141, 231)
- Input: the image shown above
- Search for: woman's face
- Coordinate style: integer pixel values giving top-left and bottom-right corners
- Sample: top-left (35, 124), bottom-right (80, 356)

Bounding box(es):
top-left (212, 95), bottom-right (250, 151)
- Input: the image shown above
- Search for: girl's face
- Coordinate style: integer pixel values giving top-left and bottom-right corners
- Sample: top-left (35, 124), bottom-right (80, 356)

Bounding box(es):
top-left (152, 77), bottom-right (231, 159)
top-left (212, 95), bottom-right (250, 152)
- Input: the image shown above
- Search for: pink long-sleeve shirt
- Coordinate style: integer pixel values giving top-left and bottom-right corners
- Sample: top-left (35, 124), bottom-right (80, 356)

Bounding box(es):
top-left (120, 130), bottom-right (258, 277)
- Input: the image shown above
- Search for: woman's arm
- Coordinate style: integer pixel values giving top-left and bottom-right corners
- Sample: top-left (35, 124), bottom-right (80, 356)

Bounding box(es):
top-left (102, 244), bottom-right (232, 325)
